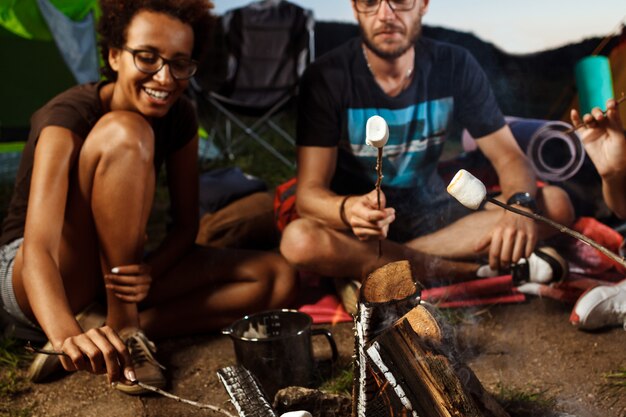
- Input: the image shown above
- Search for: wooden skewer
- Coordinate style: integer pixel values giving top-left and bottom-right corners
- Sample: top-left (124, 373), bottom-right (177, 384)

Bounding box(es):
top-left (375, 147), bottom-right (383, 259)
top-left (486, 197), bottom-right (626, 269)
top-left (564, 92), bottom-right (625, 134)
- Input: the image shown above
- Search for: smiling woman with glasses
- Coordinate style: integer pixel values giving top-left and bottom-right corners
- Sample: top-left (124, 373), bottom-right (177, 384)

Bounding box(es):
top-left (354, 0), bottom-right (417, 14)
top-left (1, 0), bottom-right (297, 398)
top-left (122, 45), bottom-right (198, 80)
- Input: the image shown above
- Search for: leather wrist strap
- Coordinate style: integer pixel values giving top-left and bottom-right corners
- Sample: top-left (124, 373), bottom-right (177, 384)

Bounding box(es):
top-left (339, 195), bottom-right (353, 228)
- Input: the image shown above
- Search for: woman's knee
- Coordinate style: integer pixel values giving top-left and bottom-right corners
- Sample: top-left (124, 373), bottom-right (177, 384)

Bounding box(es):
top-left (280, 219), bottom-right (328, 268)
top-left (85, 111), bottom-right (155, 167)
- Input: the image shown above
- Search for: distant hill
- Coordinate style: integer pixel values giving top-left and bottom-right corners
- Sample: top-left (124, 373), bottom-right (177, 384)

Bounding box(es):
top-left (314, 21), bottom-right (618, 120)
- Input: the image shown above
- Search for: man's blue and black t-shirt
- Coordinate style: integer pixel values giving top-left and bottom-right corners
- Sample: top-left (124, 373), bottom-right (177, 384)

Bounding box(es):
top-left (297, 37), bottom-right (505, 234)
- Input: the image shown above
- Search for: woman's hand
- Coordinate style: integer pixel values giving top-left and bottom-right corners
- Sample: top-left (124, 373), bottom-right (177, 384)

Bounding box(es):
top-left (105, 263), bottom-right (152, 303)
top-left (570, 98), bottom-right (626, 179)
top-left (57, 326), bottom-right (135, 384)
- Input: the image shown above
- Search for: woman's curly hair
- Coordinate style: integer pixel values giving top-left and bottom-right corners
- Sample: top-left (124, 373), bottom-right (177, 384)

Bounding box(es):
top-left (98, 0), bottom-right (215, 80)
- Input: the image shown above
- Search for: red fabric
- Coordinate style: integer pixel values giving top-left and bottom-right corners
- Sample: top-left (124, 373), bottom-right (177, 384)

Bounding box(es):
top-left (294, 272), bottom-right (353, 324)
top-left (298, 294), bottom-right (352, 324)
top-left (273, 177), bottom-right (299, 233)
top-left (422, 275), bottom-right (514, 301)
top-left (566, 217), bottom-right (626, 275)
top-left (422, 275), bottom-right (526, 307)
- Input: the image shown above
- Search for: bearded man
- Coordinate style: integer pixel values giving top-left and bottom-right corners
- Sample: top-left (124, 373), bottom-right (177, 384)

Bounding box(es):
top-left (280, 0), bottom-right (575, 291)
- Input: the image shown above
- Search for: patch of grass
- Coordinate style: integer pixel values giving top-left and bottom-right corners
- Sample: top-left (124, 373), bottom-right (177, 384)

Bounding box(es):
top-left (604, 366), bottom-right (626, 387)
top-left (495, 383), bottom-right (557, 417)
top-left (0, 337), bottom-right (33, 416)
top-left (320, 361), bottom-right (353, 396)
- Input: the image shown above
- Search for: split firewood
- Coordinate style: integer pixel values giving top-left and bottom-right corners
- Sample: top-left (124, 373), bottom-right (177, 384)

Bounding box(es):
top-left (353, 260), bottom-right (422, 417)
top-left (366, 306), bottom-right (509, 417)
top-left (353, 260), bottom-right (509, 417)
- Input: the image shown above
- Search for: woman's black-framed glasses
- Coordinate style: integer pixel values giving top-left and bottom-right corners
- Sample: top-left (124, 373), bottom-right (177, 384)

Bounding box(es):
top-left (354, 0), bottom-right (417, 15)
top-left (122, 46), bottom-right (198, 80)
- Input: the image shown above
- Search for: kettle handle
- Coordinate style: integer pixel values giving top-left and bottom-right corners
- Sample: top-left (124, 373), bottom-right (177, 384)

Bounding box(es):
top-left (222, 326), bottom-right (233, 336)
top-left (311, 329), bottom-right (338, 363)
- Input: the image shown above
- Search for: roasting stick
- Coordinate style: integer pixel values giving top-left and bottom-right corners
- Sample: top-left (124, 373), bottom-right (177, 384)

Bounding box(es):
top-left (564, 92), bottom-right (625, 134)
top-left (25, 342), bottom-right (237, 417)
top-left (365, 115), bottom-right (389, 258)
top-left (447, 169), bottom-right (626, 269)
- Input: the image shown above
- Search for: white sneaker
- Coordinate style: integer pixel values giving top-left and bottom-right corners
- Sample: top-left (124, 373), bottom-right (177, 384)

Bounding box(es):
top-left (570, 280), bottom-right (626, 331)
top-left (476, 246), bottom-right (568, 284)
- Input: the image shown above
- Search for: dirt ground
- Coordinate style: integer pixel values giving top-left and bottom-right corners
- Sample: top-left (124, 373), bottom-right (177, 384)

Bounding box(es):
top-left (9, 296), bottom-right (626, 417)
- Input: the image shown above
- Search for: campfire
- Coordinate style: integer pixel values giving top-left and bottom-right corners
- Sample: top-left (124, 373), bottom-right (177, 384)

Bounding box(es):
top-left (218, 260), bottom-right (510, 417)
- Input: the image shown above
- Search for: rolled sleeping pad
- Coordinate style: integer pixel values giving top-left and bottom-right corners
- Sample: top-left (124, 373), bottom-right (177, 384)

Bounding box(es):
top-left (461, 117), bottom-right (585, 182)
top-left (574, 56), bottom-right (614, 116)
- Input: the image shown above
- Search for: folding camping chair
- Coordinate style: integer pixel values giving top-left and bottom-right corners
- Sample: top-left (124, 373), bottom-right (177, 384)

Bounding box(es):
top-left (191, 0), bottom-right (314, 168)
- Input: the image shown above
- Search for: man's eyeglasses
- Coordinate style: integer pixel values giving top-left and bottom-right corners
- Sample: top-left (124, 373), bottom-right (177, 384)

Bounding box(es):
top-left (354, 0), bottom-right (417, 15)
top-left (122, 46), bottom-right (198, 80)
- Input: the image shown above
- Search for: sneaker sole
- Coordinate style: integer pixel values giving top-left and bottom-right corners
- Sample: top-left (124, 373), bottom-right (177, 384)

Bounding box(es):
top-left (114, 378), bottom-right (166, 395)
top-left (569, 285), bottom-right (598, 327)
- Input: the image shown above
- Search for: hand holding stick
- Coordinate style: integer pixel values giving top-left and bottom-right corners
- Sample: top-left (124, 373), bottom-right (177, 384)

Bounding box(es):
top-left (25, 342), bottom-right (237, 417)
top-left (447, 169), bottom-right (626, 269)
top-left (366, 115), bottom-right (389, 258)
top-left (564, 92), bottom-right (625, 134)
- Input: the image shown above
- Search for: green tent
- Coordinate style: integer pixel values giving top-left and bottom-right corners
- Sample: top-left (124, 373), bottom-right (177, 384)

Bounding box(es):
top-left (0, 0), bottom-right (99, 138)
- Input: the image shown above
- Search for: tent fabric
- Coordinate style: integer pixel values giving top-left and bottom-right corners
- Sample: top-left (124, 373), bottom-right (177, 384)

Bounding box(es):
top-left (0, 0), bottom-right (96, 41)
top-left (36, 0), bottom-right (99, 83)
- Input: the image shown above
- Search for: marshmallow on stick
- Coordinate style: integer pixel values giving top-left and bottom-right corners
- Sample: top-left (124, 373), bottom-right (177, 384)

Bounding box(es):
top-left (366, 115), bottom-right (389, 258)
top-left (446, 169), bottom-right (626, 269)
top-left (366, 115), bottom-right (389, 148)
top-left (446, 169), bottom-right (487, 210)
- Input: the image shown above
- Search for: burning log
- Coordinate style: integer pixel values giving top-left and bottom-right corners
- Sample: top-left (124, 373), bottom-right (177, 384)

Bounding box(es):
top-left (354, 261), bottom-right (509, 417)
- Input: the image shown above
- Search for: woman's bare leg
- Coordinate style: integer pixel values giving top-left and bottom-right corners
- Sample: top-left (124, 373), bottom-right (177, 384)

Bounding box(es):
top-left (139, 246), bottom-right (297, 339)
top-left (11, 112), bottom-right (156, 332)
top-left (70, 111), bottom-right (155, 331)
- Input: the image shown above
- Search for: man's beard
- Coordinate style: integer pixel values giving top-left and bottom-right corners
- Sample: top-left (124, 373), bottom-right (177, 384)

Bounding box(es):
top-left (361, 21), bottom-right (422, 59)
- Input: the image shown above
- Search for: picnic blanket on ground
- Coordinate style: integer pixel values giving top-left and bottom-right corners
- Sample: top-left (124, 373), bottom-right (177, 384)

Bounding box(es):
top-left (296, 216), bottom-right (625, 323)
top-left (295, 273), bottom-right (352, 324)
